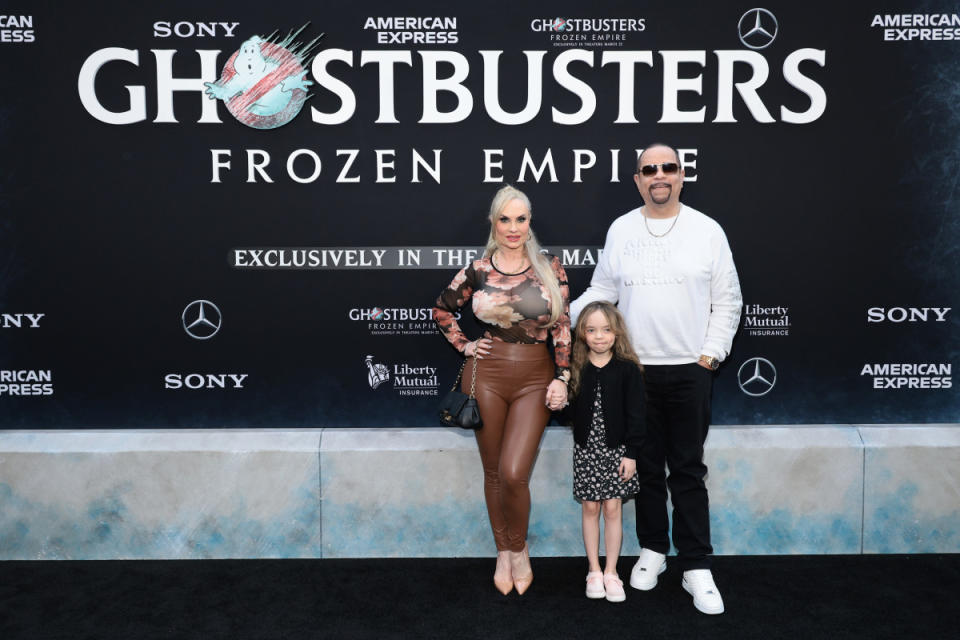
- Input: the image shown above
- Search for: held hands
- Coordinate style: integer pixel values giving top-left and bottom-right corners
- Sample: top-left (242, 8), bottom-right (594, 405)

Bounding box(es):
top-left (545, 379), bottom-right (568, 411)
top-left (618, 457), bottom-right (636, 482)
top-left (464, 338), bottom-right (493, 358)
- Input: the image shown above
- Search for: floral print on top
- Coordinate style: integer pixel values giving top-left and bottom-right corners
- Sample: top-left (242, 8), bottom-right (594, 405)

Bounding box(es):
top-left (433, 255), bottom-right (571, 382)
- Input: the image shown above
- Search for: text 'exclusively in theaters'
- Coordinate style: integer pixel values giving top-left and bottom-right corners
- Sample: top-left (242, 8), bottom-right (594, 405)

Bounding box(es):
top-left (231, 247), bottom-right (603, 269)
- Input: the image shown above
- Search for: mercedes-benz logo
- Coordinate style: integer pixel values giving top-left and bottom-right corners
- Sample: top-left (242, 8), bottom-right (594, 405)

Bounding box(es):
top-left (738, 8), bottom-right (778, 50)
top-left (182, 300), bottom-right (222, 340)
top-left (737, 357), bottom-right (777, 397)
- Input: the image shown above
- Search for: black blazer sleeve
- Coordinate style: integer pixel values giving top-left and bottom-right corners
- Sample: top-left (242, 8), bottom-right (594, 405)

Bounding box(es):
top-left (623, 363), bottom-right (646, 460)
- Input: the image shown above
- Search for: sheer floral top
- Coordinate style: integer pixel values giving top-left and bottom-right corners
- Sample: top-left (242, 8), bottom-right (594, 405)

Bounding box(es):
top-left (433, 254), bottom-right (571, 382)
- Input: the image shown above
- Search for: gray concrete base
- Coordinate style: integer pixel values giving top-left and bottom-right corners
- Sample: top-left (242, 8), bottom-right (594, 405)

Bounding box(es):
top-left (861, 426), bottom-right (960, 553)
top-left (1, 425), bottom-right (957, 559)
top-left (0, 430), bottom-right (322, 559)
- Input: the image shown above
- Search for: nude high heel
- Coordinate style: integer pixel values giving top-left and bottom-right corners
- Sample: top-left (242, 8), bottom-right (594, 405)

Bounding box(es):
top-left (494, 550), bottom-right (514, 595)
top-left (511, 543), bottom-right (533, 595)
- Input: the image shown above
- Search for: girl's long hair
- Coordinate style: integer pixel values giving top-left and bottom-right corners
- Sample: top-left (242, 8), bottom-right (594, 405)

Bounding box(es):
top-left (483, 185), bottom-right (563, 327)
top-left (569, 301), bottom-right (641, 397)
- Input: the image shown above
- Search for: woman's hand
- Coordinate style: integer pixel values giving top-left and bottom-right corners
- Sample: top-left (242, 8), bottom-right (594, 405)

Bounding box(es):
top-left (618, 457), bottom-right (636, 482)
top-left (464, 337), bottom-right (493, 359)
top-left (545, 379), bottom-right (568, 411)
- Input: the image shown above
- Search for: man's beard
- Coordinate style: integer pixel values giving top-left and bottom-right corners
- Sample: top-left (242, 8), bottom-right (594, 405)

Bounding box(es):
top-left (649, 184), bottom-right (672, 205)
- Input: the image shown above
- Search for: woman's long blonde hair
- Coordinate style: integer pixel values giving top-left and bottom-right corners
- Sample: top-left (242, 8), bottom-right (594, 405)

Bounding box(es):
top-left (569, 301), bottom-right (641, 397)
top-left (483, 185), bottom-right (563, 327)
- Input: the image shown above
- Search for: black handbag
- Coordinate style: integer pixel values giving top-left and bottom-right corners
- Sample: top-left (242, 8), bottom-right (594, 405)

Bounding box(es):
top-left (438, 356), bottom-right (482, 429)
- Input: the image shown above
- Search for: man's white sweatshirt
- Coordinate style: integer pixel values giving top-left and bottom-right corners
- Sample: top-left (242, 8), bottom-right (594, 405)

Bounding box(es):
top-left (571, 204), bottom-right (742, 365)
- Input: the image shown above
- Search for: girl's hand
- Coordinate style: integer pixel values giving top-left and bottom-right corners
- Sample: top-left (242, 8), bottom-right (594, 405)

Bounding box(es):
top-left (464, 338), bottom-right (493, 358)
top-left (545, 379), bottom-right (568, 411)
top-left (618, 457), bottom-right (636, 482)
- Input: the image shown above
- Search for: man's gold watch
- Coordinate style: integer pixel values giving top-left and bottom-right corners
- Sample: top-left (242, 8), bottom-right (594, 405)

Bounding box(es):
top-left (699, 355), bottom-right (720, 370)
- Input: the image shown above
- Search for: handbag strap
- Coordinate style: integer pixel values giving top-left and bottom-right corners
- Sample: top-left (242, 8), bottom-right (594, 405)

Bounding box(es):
top-left (450, 355), bottom-right (480, 398)
top-left (450, 359), bottom-right (467, 391)
top-left (469, 354), bottom-right (478, 398)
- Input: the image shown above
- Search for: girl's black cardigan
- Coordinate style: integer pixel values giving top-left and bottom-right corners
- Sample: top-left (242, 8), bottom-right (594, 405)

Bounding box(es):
top-left (569, 357), bottom-right (645, 460)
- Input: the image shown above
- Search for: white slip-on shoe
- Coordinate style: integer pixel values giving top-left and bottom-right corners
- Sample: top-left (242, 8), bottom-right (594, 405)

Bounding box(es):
top-left (682, 569), bottom-right (725, 615)
top-left (629, 548), bottom-right (666, 591)
top-left (585, 571), bottom-right (605, 599)
top-left (603, 573), bottom-right (626, 603)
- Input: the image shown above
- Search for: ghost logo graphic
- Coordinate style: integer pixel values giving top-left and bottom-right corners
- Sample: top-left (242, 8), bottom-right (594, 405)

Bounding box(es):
top-left (738, 8), bottom-right (778, 50)
top-left (737, 357), bottom-right (777, 396)
top-left (204, 25), bottom-right (323, 129)
top-left (365, 355), bottom-right (390, 389)
top-left (182, 300), bottom-right (222, 340)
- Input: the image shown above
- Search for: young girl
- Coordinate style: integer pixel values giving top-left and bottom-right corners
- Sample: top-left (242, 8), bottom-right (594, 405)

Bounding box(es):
top-left (569, 301), bottom-right (645, 602)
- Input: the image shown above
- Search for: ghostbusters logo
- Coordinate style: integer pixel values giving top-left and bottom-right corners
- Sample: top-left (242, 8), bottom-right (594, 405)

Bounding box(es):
top-left (204, 25), bottom-right (322, 129)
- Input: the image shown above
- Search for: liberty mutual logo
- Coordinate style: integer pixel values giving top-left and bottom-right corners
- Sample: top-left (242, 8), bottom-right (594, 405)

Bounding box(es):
top-left (363, 355), bottom-right (439, 396)
top-left (365, 355), bottom-right (390, 389)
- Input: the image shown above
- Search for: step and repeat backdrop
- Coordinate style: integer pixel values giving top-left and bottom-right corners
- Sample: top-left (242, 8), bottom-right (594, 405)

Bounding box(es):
top-left (0, 1), bottom-right (957, 427)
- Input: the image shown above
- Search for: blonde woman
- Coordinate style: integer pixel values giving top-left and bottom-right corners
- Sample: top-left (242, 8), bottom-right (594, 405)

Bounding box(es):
top-left (433, 185), bottom-right (571, 595)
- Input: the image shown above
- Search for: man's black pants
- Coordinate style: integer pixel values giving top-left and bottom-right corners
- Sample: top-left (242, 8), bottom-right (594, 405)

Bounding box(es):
top-left (635, 362), bottom-right (713, 570)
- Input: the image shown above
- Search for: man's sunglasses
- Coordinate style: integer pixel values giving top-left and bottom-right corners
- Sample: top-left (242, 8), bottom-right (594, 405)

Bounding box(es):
top-left (638, 162), bottom-right (680, 176)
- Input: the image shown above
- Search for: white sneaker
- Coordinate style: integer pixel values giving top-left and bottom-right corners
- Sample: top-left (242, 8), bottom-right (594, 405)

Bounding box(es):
top-left (629, 548), bottom-right (666, 591)
top-left (682, 569), bottom-right (724, 615)
top-left (585, 571), bottom-right (605, 599)
top-left (603, 573), bottom-right (626, 603)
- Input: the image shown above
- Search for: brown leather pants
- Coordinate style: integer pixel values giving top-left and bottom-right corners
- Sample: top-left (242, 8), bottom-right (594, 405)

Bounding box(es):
top-left (463, 341), bottom-right (553, 552)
